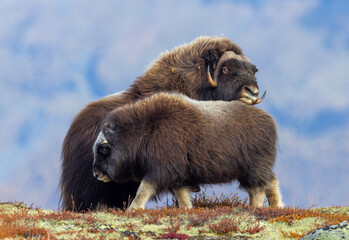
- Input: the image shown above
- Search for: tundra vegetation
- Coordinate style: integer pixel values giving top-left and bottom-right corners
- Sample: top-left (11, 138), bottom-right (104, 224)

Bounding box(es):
top-left (1, 193), bottom-right (348, 239)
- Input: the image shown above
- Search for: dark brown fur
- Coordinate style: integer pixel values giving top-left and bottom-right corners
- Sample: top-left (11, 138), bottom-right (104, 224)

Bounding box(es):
top-left (60, 36), bottom-right (259, 211)
top-left (93, 93), bottom-right (282, 208)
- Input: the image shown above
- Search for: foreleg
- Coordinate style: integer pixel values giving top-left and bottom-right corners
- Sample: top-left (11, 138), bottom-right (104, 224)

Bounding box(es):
top-left (128, 179), bottom-right (156, 210)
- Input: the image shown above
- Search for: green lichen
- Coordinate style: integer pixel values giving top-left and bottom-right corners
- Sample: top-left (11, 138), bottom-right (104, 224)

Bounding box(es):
top-left (301, 220), bottom-right (349, 240)
top-left (313, 206), bottom-right (349, 215)
top-left (1, 202), bottom-right (348, 239)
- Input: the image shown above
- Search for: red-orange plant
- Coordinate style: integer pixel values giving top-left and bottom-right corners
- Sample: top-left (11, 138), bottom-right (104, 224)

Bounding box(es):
top-left (208, 217), bottom-right (240, 234)
top-left (280, 230), bottom-right (305, 239)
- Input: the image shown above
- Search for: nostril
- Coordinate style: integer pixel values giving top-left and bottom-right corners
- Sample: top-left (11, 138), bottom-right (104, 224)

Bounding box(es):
top-left (93, 167), bottom-right (100, 179)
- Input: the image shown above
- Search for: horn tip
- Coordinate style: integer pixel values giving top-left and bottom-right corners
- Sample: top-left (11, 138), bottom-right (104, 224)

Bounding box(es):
top-left (207, 65), bottom-right (218, 88)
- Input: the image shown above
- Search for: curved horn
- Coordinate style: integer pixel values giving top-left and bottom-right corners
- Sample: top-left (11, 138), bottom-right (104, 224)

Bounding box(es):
top-left (241, 55), bottom-right (250, 63)
top-left (208, 51), bottom-right (249, 88)
top-left (213, 51), bottom-right (241, 83)
top-left (255, 91), bottom-right (266, 104)
top-left (207, 64), bottom-right (217, 88)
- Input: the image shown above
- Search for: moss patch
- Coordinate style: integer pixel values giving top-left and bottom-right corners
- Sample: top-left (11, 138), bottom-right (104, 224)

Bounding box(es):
top-left (0, 196), bottom-right (348, 240)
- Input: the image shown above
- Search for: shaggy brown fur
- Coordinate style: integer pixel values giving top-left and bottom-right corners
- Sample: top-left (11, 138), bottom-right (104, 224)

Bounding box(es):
top-left (60, 36), bottom-right (261, 211)
top-left (93, 93), bottom-right (283, 209)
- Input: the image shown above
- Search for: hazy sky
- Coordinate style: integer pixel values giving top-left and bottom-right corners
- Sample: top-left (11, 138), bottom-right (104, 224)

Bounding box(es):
top-left (0, 0), bottom-right (348, 209)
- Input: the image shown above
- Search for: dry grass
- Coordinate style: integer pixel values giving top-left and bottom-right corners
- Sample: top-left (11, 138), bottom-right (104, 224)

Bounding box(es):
top-left (0, 193), bottom-right (348, 239)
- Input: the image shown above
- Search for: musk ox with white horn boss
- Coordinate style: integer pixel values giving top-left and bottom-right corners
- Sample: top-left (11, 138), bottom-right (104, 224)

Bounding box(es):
top-left (60, 36), bottom-right (266, 211)
top-left (93, 92), bottom-right (283, 209)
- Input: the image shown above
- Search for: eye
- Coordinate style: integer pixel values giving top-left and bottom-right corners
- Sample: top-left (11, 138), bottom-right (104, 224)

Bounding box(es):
top-left (222, 66), bottom-right (229, 74)
top-left (98, 145), bottom-right (110, 156)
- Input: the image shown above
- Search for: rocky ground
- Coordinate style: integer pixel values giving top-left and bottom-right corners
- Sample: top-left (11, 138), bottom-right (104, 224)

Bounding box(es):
top-left (0, 193), bottom-right (348, 239)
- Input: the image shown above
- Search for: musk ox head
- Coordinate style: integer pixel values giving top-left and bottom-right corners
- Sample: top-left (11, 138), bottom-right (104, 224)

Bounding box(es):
top-left (142, 36), bottom-right (265, 104)
top-left (205, 50), bottom-right (265, 104)
top-left (92, 122), bottom-right (135, 183)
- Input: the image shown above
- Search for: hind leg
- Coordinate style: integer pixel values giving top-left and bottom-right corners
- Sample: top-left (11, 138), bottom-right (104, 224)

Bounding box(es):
top-left (246, 187), bottom-right (265, 207)
top-left (173, 187), bottom-right (193, 209)
top-left (265, 175), bottom-right (284, 208)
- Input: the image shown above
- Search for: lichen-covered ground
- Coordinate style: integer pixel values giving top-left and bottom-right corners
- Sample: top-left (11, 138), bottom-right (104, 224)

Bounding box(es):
top-left (0, 194), bottom-right (348, 239)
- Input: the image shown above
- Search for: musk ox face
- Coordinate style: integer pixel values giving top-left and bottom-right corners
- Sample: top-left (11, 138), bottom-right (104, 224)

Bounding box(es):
top-left (92, 124), bottom-right (133, 183)
top-left (92, 132), bottom-right (114, 183)
top-left (205, 51), bottom-right (265, 104)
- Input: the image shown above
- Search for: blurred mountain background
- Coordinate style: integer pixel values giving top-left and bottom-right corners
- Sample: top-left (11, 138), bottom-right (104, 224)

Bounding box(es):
top-left (0, 0), bottom-right (348, 210)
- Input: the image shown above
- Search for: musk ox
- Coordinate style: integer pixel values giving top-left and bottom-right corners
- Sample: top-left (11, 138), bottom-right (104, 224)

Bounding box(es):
top-left (93, 92), bottom-right (283, 209)
top-left (60, 36), bottom-right (265, 211)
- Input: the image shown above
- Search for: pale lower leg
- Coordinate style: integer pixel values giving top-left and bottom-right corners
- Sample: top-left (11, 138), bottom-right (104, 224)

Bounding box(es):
top-left (173, 187), bottom-right (193, 209)
top-left (247, 187), bottom-right (265, 207)
top-left (265, 176), bottom-right (284, 208)
top-left (129, 179), bottom-right (156, 210)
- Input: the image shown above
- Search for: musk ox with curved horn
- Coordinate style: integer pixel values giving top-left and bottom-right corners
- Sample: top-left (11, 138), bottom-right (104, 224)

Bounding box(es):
top-left (60, 36), bottom-right (265, 211)
top-left (93, 92), bottom-right (283, 209)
